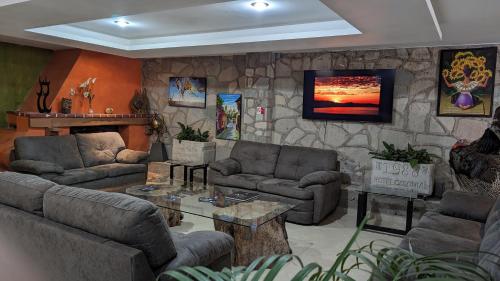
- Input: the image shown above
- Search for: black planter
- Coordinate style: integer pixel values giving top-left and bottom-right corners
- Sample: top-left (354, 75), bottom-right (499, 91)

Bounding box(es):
top-left (149, 142), bottom-right (168, 162)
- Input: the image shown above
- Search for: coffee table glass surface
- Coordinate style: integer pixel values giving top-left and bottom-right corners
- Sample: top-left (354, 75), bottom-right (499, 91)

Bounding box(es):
top-left (126, 179), bottom-right (295, 229)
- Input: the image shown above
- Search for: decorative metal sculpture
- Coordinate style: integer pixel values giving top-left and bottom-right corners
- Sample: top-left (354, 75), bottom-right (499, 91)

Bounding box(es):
top-left (130, 88), bottom-right (150, 114)
top-left (36, 77), bottom-right (51, 113)
top-left (146, 112), bottom-right (167, 143)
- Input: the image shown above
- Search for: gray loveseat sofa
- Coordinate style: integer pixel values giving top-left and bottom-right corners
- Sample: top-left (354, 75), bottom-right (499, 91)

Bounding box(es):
top-left (0, 172), bottom-right (234, 281)
top-left (400, 191), bottom-right (500, 280)
top-left (209, 140), bottom-right (341, 225)
top-left (10, 132), bottom-right (148, 190)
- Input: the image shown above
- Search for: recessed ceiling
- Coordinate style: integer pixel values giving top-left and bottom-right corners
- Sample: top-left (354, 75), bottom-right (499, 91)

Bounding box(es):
top-left (26, 0), bottom-right (361, 51)
top-left (0, 0), bottom-right (498, 58)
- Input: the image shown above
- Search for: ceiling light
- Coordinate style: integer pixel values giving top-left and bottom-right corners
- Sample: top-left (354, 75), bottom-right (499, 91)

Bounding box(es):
top-left (0, 0), bottom-right (31, 7)
top-left (113, 19), bottom-right (130, 27)
top-left (250, 1), bottom-right (270, 10)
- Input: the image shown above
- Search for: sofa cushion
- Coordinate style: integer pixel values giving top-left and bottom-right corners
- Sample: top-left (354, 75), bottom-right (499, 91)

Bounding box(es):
top-left (43, 185), bottom-right (177, 268)
top-left (10, 160), bottom-right (64, 175)
top-left (230, 141), bottom-right (281, 176)
top-left (14, 135), bottom-right (84, 170)
top-left (116, 149), bottom-right (149, 164)
top-left (91, 163), bottom-right (147, 178)
top-left (299, 171), bottom-right (341, 188)
top-left (416, 212), bottom-right (482, 241)
top-left (257, 178), bottom-right (314, 200)
top-left (210, 172), bottom-right (269, 190)
top-left (50, 167), bottom-right (108, 185)
top-left (274, 146), bottom-right (337, 181)
top-left (209, 158), bottom-right (241, 176)
top-left (160, 231), bottom-right (234, 271)
top-left (439, 191), bottom-right (495, 222)
top-left (399, 227), bottom-right (480, 257)
top-left (75, 132), bottom-right (126, 167)
top-left (0, 172), bottom-right (57, 214)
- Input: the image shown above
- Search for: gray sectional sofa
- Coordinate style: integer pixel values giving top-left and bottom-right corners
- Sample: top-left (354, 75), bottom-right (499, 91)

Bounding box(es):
top-left (0, 172), bottom-right (234, 281)
top-left (10, 132), bottom-right (148, 190)
top-left (400, 190), bottom-right (500, 280)
top-left (209, 140), bottom-right (341, 225)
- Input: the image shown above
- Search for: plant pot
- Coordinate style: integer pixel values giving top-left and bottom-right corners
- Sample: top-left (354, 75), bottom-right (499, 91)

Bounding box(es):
top-left (149, 142), bottom-right (168, 162)
top-left (172, 140), bottom-right (216, 164)
top-left (370, 159), bottom-right (435, 195)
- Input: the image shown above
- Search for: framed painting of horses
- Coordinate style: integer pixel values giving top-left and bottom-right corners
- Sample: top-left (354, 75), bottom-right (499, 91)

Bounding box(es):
top-left (437, 47), bottom-right (497, 117)
top-left (168, 77), bottom-right (207, 108)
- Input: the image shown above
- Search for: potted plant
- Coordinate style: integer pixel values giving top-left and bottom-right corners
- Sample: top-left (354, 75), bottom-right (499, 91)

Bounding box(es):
top-left (172, 122), bottom-right (215, 164)
top-left (369, 142), bottom-right (438, 195)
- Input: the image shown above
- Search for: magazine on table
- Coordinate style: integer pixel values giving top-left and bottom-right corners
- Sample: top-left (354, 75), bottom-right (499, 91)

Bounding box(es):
top-left (225, 191), bottom-right (260, 202)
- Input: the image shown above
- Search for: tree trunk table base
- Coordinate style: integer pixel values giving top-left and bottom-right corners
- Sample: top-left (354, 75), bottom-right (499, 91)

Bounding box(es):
top-left (214, 215), bottom-right (291, 266)
top-left (151, 199), bottom-right (182, 227)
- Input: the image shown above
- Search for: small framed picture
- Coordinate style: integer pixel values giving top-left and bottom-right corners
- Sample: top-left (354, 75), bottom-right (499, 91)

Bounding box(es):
top-left (437, 47), bottom-right (497, 117)
top-left (168, 77), bottom-right (207, 108)
top-left (216, 93), bottom-right (242, 140)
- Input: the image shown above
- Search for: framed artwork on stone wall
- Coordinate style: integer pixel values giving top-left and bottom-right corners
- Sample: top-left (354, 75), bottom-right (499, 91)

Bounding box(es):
top-left (216, 93), bottom-right (242, 140)
top-left (437, 47), bottom-right (497, 117)
top-left (168, 77), bottom-right (207, 108)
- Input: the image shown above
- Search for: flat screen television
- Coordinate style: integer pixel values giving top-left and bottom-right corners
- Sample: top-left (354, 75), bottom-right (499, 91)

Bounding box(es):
top-left (303, 69), bottom-right (395, 122)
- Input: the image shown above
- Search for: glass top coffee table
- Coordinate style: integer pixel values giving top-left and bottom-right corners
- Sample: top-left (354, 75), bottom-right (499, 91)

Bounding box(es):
top-left (126, 179), bottom-right (295, 266)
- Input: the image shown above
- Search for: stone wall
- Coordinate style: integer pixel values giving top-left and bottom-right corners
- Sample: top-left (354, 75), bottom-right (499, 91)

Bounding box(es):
top-left (143, 46), bottom-right (500, 190)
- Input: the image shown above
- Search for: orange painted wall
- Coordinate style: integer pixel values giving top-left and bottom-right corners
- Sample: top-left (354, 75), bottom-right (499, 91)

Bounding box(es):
top-left (50, 50), bottom-right (143, 114)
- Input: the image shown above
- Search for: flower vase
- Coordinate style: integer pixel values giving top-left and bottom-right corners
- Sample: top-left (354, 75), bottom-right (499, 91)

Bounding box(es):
top-left (88, 99), bottom-right (94, 114)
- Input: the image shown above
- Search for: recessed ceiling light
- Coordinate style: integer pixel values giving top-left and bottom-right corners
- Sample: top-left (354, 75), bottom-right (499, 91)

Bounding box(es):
top-left (0, 0), bottom-right (31, 8)
top-left (113, 19), bottom-right (130, 27)
top-left (250, 1), bottom-right (270, 10)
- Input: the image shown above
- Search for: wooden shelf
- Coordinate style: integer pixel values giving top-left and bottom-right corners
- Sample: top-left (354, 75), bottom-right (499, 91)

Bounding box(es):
top-left (7, 111), bottom-right (151, 129)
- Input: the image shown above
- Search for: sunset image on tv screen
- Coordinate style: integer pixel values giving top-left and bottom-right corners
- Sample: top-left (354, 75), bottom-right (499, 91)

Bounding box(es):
top-left (313, 75), bottom-right (382, 115)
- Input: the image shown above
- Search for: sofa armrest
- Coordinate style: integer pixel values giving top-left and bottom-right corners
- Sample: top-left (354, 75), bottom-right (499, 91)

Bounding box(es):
top-left (299, 171), bottom-right (341, 188)
top-left (209, 158), bottom-right (241, 176)
top-left (10, 160), bottom-right (64, 175)
top-left (439, 190), bottom-right (495, 222)
top-left (116, 149), bottom-right (149, 164)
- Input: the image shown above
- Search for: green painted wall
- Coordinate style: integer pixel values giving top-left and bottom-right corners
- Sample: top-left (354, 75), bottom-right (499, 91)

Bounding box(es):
top-left (0, 42), bottom-right (53, 127)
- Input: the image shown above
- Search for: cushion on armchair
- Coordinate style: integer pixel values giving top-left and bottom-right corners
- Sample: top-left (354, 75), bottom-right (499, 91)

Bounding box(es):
top-left (299, 171), bottom-right (341, 188)
top-left (209, 158), bottom-right (241, 176)
top-left (439, 191), bottom-right (496, 222)
top-left (10, 160), bottom-right (65, 175)
top-left (116, 149), bottom-right (149, 164)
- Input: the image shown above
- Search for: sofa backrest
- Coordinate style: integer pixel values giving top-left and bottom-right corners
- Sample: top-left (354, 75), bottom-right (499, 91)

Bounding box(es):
top-left (15, 135), bottom-right (84, 170)
top-left (0, 172), bottom-right (56, 215)
top-left (274, 145), bottom-right (338, 181)
top-left (0, 203), bottom-right (155, 281)
top-left (75, 132), bottom-right (126, 167)
top-left (43, 185), bottom-right (177, 268)
top-left (230, 141), bottom-right (281, 176)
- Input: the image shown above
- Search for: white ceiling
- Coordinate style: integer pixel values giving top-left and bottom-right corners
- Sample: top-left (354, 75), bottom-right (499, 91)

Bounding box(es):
top-left (0, 0), bottom-right (499, 58)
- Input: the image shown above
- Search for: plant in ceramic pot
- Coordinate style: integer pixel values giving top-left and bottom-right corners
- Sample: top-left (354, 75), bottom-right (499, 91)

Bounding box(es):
top-left (369, 142), bottom-right (439, 195)
top-left (172, 122), bottom-right (215, 164)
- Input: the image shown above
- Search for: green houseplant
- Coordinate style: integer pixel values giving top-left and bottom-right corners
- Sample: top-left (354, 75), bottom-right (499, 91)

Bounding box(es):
top-left (369, 142), bottom-right (438, 169)
top-left (159, 218), bottom-right (498, 281)
top-left (172, 122), bottom-right (215, 164)
top-left (176, 122), bottom-right (210, 142)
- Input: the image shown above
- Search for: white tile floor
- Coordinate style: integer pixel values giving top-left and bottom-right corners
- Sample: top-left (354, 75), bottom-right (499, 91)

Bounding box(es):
top-left (171, 206), bottom-right (403, 281)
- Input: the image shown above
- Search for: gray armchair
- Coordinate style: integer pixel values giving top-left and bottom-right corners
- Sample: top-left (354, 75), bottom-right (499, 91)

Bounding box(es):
top-left (209, 141), bottom-right (342, 225)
